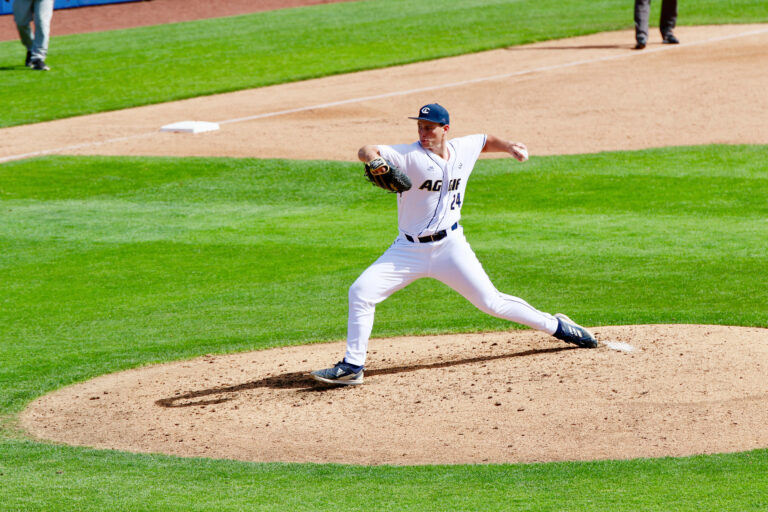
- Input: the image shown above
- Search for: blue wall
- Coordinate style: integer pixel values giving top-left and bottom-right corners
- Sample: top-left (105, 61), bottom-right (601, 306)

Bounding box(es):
top-left (2, 0), bottom-right (143, 16)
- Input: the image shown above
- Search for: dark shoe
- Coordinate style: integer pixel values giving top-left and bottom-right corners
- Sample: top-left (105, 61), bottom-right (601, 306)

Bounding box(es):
top-left (553, 314), bottom-right (598, 348)
top-left (311, 360), bottom-right (364, 386)
top-left (634, 38), bottom-right (647, 50)
top-left (662, 33), bottom-right (680, 44)
top-left (30, 58), bottom-right (50, 71)
top-left (25, 50), bottom-right (33, 67)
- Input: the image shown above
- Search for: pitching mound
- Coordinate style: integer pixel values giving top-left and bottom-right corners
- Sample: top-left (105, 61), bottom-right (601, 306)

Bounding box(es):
top-left (20, 325), bottom-right (768, 465)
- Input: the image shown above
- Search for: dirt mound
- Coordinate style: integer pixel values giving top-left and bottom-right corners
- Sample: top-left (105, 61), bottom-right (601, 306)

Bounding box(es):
top-left (21, 325), bottom-right (768, 465)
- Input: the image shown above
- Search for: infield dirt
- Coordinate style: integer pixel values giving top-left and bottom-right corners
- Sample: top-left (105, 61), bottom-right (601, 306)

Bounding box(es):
top-left (2, 24), bottom-right (767, 163)
top-left (21, 326), bottom-right (768, 465)
top-left (9, 3), bottom-right (768, 465)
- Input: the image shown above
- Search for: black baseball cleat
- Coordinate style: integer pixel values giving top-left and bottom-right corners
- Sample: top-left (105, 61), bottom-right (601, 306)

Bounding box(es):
top-left (634, 39), bottom-right (647, 50)
top-left (311, 360), bottom-right (364, 385)
top-left (662, 33), bottom-right (680, 44)
top-left (31, 58), bottom-right (50, 71)
top-left (25, 50), bottom-right (33, 67)
top-left (553, 314), bottom-right (598, 348)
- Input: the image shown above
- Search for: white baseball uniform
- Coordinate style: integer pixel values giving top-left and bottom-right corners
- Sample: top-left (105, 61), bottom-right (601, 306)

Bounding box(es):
top-left (344, 134), bottom-right (560, 366)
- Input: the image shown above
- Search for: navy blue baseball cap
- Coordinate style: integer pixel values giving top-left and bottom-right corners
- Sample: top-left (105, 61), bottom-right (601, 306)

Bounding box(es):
top-left (408, 103), bottom-right (450, 125)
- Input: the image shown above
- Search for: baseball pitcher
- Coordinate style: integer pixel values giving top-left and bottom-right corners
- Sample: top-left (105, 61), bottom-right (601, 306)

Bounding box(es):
top-left (311, 103), bottom-right (597, 386)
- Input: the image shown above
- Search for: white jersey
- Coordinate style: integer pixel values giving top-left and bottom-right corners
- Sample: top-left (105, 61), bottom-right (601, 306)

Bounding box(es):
top-left (378, 134), bottom-right (487, 238)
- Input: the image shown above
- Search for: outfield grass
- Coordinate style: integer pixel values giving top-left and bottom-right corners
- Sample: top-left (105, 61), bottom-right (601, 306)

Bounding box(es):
top-left (1, 442), bottom-right (767, 511)
top-left (1, 146), bottom-right (767, 510)
top-left (1, 0), bottom-right (766, 127)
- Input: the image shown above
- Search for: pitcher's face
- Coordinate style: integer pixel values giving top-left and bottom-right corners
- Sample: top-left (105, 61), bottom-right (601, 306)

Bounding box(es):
top-left (417, 120), bottom-right (449, 151)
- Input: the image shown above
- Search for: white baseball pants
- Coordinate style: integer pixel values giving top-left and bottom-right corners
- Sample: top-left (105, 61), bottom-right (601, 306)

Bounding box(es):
top-left (344, 226), bottom-right (560, 366)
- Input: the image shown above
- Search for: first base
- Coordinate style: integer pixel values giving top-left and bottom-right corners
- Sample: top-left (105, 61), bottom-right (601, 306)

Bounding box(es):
top-left (160, 121), bottom-right (220, 134)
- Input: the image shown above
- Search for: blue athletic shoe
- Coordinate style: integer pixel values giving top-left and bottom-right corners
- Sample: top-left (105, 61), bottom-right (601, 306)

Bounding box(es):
top-left (553, 314), bottom-right (598, 348)
top-left (311, 361), bottom-right (364, 386)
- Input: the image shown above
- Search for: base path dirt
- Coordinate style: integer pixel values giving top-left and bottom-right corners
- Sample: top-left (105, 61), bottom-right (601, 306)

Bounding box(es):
top-left (2, 24), bottom-right (767, 163)
top-left (21, 326), bottom-right (768, 465)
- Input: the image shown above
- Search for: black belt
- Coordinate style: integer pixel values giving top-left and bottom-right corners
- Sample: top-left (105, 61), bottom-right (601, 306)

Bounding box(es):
top-left (405, 222), bottom-right (459, 243)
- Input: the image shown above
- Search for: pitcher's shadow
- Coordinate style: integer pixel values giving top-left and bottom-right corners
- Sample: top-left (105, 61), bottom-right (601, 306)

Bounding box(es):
top-left (155, 346), bottom-right (570, 408)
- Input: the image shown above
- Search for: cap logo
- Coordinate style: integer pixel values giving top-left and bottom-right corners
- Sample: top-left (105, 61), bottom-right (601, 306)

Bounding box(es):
top-left (408, 103), bottom-right (449, 125)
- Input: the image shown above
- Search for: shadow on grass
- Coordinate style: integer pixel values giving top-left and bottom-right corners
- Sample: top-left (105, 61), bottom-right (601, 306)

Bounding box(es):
top-left (155, 346), bottom-right (570, 408)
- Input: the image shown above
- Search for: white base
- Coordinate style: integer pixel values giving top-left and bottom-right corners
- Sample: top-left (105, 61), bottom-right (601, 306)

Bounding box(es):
top-left (161, 121), bottom-right (220, 134)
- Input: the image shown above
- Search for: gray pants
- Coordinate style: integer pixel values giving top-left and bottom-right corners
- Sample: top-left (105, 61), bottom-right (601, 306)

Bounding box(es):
top-left (634, 0), bottom-right (677, 42)
top-left (13, 0), bottom-right (54, 60)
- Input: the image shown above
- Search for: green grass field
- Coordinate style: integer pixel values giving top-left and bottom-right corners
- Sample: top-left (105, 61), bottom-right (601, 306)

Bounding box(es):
top-left (2, 0), bottom-right (768, 510)
top-left (2, 147), bottom-right (767, 510)
top-left (1, 0), bottom-right (767, 127)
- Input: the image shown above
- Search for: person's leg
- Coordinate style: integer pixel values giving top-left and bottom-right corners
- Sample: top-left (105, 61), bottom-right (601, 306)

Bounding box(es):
top-left (660, 0), bottom-right (679, 42)
top-left (31, 0), bottom-right (54, 61)
top-left (344, 240), bottom-right (428, 366)
top-left (429, 232), bottom-right (559, 334)
top-left (13, 0), bottom-right (35, 52)
top-left (430, 231), bottom-right (596, 348)
top-left (634, 0), bottom-right (651, 47)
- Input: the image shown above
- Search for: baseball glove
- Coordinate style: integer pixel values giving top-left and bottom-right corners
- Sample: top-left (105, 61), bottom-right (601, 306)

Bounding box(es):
top-left (364, 157), bottom-right (412, 193)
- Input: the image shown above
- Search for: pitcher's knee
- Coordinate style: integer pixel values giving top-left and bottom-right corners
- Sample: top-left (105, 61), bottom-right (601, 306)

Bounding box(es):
top-left (348, 280), bottom-right (365, 302)
top-left (473, 294), bottom-right (528, 321)
top-left (471, 291), bottom-right (503, 313)
top-left (349, 282), bottom-right (374, 312)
